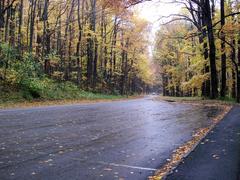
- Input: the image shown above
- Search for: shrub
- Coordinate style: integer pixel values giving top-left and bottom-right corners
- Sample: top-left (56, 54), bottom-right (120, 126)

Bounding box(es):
top-left (14, 53), bottom-right (41, 83)
top-left (21, 78), bottom-right (46, 99)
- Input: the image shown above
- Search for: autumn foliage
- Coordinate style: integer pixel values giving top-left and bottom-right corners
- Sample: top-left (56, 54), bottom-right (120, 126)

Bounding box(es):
top-left (154, 0), bottom-right (240, 102)
top-left (0, 0), bottom-right (154, 98)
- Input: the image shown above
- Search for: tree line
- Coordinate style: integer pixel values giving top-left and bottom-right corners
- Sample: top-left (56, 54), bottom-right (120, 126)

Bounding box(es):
top-left (154, 0), bottom-right (240, 102)
top-left (0, 0), bottom-right (154, 96)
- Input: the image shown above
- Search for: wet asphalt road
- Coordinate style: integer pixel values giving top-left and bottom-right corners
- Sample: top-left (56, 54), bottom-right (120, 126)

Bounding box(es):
top-left (167, 106), bottom-right (240, 180)
top-left (0, 96), bottom-right (222, 180)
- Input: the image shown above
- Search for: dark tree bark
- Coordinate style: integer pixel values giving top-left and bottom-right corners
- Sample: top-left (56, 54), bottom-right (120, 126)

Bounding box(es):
top-left (232, 67), bottom-right (236, 98)
top-left (204, 0), bottom-right (218, 99)
top-left (0, 0), bottom-right (5, 30)
top-left (186, 0), bottom-right (211, 97)
top-left (0, 0), bottom-right (17, 43)
top-left (231, 39), bottom-right (237, 98)
top-left (220, 0), bottom-right (227, 98)
top-left (17, 0), bottom-right (23, 55)
top-left (9, 4), bottom-right (15, 46)
top-left (29, 0), bottom-right (37, 51)
top-left (68, 22), bottom-right (73, 81)
top-left (120, 31), bottom-right (125, 95)
top-left (76, 0), bottom-right (83, 86)
top-left (63, 0), bottom-right (74, 81)
top-left (57, 6), bottom-right (62, 75)
top-left (87, 0), bottom-right (96, 88)
top-left (42, 0), bottom-right (51, 75)
top-left (93, 38), bottom-right (98, 88)
top-left (103, 15), bottom-right (108, 86)
top-left (92, 0), bottom-right (97, 89)
top-left (4, 0), bottom-right (10, 42)
top-left (109, 16), bottom-right (118, 90)
top-left (120, 35), bottom-right (129, 95)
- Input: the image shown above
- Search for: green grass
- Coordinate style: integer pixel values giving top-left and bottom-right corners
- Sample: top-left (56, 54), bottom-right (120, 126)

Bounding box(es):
top-left (0, 78), bottom-right (127, 107)
top-left (0, 91), bottom-right (26, 104)
top-left (217, 96), bottom-right (236, 103)
top-left (0, 90), bottom-right (125, 104)
top-left (158, 95), bottom-right (238, 105)
top-left (159, 96), bottom-right (204, 102)
top-left (0, 90), bottom-right (127, 109)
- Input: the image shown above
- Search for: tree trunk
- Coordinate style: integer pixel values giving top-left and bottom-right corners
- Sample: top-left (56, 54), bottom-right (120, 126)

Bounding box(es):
top-left (232, 67), bottom-right (236, 98)
top-left (93, 38), bottom-right (98, 88)
top-left (43, 0), bottom-right (51, 75)
top-left (231, 38), bottom-right (237, 100)
top-left (205, 0), bottom-right (218, 99)
top-left (76, 0), bottom-right (82, 86)
top-left (110, 16), bottom-right (118, 91)
top-left (220, 0), bottom-right (227, 98)
top-left (199, 0), bottom-right (210, 97)
top-left (4, 0), bottom-right (10, 42)
top-left (63, 0), bottom-right (74, 81)
top-left (87, 0), bottom-right (96, 88)
top-left (17, 0), bottom-right (23, 56)
top-left (29, 0), bottom-right (37, 51)
top-left (9, 4), bottom-right (15, 46)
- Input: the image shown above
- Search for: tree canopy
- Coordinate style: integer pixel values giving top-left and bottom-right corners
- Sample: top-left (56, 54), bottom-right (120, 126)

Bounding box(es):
top-left (153, 0), bottom-right (240, 102)
top-left (0, 0), bottom-right (154, 97)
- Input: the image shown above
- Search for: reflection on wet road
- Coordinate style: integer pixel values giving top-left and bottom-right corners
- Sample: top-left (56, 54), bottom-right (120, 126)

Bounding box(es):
top-left (0, 96), bottom-right (222, 180)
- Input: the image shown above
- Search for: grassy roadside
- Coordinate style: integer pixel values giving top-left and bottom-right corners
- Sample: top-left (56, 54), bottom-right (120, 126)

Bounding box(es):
top-left (157, 95), bottom-right (238, 106)
top-left (0, 78), bottom-right (142, 109)
top-left (0, 90), bottom-right (139, 109)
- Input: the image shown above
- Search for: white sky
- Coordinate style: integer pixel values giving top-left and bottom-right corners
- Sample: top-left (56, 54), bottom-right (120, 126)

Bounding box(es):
top-left (134, 0), bottom-right (182, 56)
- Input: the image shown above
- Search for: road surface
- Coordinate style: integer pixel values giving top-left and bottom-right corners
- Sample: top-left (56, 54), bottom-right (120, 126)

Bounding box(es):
top-left (167, 106), bottom-right (240, 180)
top-left (0, 96), bottom-right (222, 180)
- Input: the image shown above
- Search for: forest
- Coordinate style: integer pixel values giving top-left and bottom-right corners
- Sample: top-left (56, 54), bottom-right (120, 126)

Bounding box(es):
top-left (154, 0), bottom-right (240, 102)
top-left (1, 0), bottom-right (240, 103)
top-left (0, 0), bottom-right (154, 102)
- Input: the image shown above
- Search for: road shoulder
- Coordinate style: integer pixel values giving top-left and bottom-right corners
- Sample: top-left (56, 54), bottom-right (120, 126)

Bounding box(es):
top-left (0, 96), bottom-right (142, 110)
top-left (166, 106), bottom-right (240, 180)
